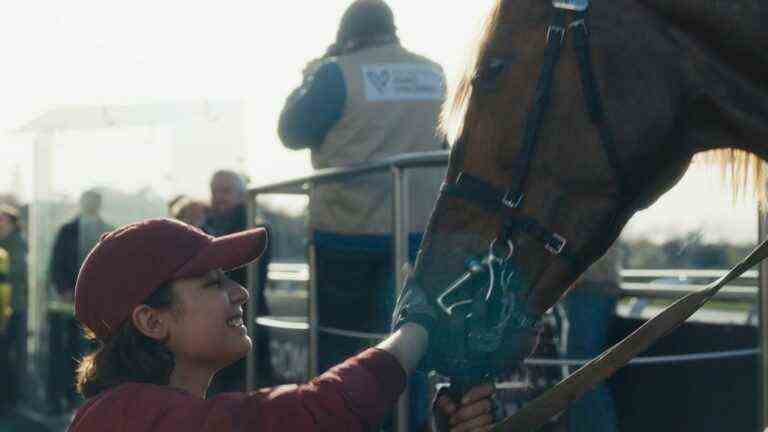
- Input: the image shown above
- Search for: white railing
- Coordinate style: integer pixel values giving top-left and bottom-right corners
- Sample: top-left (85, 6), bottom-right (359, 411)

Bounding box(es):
top-left (263, 263), bottom-right (759, 302)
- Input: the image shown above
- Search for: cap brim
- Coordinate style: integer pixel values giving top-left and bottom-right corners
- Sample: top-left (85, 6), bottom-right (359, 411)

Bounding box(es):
top-left (173, 227), bottom-right (268, 279)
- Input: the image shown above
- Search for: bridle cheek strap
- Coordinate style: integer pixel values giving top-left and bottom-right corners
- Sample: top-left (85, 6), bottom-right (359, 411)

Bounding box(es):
top-left (426, 2), bottom-right (635, 378)
top-left (444, 5), bottom-right (632, 274)
top-left (442, 174), bottom-right (585, 271)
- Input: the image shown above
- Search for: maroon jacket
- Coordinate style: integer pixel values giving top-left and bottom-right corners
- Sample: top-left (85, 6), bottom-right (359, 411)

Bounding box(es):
top-left (68, 348), bottom-right (405, 432)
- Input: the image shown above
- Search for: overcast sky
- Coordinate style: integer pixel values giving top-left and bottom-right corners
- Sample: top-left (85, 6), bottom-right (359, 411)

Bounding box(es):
top-left (0, 0), bottom-right (760, 244)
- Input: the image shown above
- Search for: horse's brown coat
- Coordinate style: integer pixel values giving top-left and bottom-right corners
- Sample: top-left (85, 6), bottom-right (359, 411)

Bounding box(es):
top-left (415, 0), bottom-right (768, 364)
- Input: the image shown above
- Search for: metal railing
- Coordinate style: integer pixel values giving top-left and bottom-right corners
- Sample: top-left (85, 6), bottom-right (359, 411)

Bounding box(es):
top-left (257, 263), bottom-right (759, 325)
top-left (246, 151), bottom-right (448, 432)
top-left (245, 151), bottom-right (768, 430)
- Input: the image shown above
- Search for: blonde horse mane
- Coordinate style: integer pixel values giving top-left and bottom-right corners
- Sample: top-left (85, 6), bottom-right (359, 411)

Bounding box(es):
top-left (696, 149), bottom-right (767, 205)
top-left (439, 1), bottom-right (504, 144)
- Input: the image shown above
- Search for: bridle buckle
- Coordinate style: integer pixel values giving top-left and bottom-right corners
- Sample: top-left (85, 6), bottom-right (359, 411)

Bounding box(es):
top-left (545, 233), bottom-right (567, 255)
top-left (436, 260), bottom-right (487, 316)
top-left (552, 0), bottom-right (589, 12)
top-left (569, 18), bottom-right (588, 35)
top-left (546, 25), bottom-right (566, 44)
top-left (502, 191), bottom-right (524, 209)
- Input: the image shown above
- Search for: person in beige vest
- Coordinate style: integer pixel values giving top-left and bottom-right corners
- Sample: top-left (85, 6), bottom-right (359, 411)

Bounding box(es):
top-left (278, 1), bottom-right (447, 429)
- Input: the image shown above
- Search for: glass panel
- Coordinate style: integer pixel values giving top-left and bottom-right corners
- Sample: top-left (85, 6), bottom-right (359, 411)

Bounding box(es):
top-left (18, 100), bottom-right (248, 413)
top-left (253, 193), bottom-right (310, 384)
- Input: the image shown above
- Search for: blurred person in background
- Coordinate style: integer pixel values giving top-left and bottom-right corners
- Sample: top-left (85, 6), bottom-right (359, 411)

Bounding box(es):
top-left (48, 189), bottom-right (113, 412)
top-left (561, 246), bottom-right (622, 432)
top-left (51, 190), bottom-right (113, 301)
top-left (169, 196), bottom-right (209, 228)
top-left (167, 195), bottom-right (187, 214)
top-left (278, 1), bottom-right (447, 428)
top-left (0, 204), bottom-right (27, 413)
top-left (203, 170), bottom-right (273, 393)
top-left (0, 250), bottom-right (11, 335)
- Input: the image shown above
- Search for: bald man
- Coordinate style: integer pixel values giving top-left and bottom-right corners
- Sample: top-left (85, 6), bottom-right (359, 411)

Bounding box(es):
top-left (208, 170), bottom-right (247, 224)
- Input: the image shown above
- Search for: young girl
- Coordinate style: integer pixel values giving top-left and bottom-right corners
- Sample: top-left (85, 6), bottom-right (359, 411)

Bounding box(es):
top-left (68, 218), bottom-right (495, 432)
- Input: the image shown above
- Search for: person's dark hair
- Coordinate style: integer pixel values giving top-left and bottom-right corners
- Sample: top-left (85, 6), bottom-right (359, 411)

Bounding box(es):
top-left (168, 194), bottom-right (189, 213)
top-left (0, 204), bottom-right (20, 228)
top-left (76, 282), bottom-right (176, 398)
top-left (336, 0), bottom-right (396, 49)
top-left (210, 169), bottom-right (247, 194)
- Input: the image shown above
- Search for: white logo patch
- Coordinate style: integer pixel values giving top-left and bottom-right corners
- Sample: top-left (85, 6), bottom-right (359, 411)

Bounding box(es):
top-left (362, 63), bottom-right (444, 101)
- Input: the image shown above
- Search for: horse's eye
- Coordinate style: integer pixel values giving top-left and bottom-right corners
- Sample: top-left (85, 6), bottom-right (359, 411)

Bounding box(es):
top-left (474, 57), bottom-right (511, 89)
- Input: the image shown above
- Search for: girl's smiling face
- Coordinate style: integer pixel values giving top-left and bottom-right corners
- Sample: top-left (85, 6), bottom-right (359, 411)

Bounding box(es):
top-left (165, 269), bottom-right (252, 373)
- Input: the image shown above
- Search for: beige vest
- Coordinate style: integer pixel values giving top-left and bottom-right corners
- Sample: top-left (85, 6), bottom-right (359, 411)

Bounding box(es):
top-left (310, 44), bottom-right (446, 235)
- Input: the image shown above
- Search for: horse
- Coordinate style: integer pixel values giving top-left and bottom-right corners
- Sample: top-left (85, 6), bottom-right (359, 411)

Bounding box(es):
top-left (410, 0), bottom-right (768, 417)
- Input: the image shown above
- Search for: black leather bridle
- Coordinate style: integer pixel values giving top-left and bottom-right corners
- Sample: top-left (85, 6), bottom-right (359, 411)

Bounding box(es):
top-left (429, 1), bottom-right (631, 380)
top-left (445, 1), bottom-right (628, 271)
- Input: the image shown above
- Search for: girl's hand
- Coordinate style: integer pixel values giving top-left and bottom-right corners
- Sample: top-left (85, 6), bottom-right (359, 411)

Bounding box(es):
top-left (435, 383), bottom-right (497, 432)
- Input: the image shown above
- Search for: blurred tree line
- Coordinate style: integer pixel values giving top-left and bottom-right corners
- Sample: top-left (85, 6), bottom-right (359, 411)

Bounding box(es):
top-left (262, 205), bottom-right (757, 271)
top-left (617, 231), bottom-right (755, 269)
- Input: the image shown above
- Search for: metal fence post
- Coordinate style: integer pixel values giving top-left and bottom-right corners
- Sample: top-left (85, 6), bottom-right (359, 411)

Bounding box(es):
top-left (246, 192), bottom-right (262, 392)
top-left (759, 205), bottom-right (768, 429)
top-left (28, 131), bottom-right (55, 409)
top-left (393, 166), bottom-right (411, 432)
top-left (308, 182), bottom-right (320, 380)
top-left (308, 243), bottom-right (320, 379)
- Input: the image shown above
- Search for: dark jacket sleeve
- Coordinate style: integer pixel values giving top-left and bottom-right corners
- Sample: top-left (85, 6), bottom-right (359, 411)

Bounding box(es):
top-left (278, 60), bottom-right (346, 150)
top-left (51, 221), bottom-right (79, 295)
top-left (8, 238), bottom-right (27, 306)
top-left (251, 348), bottom-right (406, 431)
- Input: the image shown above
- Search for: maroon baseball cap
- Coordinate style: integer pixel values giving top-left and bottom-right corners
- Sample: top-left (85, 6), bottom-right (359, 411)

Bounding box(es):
top-left (75, 218), bottom-right (268, 340)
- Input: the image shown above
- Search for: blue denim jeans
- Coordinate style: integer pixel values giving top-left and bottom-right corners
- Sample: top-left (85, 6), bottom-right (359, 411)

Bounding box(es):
top-left (562, 292), bottom-right (618, 432)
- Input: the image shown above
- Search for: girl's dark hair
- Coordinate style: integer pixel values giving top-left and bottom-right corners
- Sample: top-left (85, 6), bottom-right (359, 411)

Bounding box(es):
top-left (76, 282), bottom-right (176, 398)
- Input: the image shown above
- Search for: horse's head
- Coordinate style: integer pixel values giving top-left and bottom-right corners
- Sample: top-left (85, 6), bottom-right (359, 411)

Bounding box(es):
top-left (414, 0), bottom-right (708, 377)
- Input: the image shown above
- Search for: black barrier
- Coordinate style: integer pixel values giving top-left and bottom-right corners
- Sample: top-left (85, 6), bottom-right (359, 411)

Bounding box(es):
top-left (248, 152), bottom-right (763, 431)
top-left (260, 287), bottom-right (760, 432)
top-left (611, 318), bottom-right (758, 432)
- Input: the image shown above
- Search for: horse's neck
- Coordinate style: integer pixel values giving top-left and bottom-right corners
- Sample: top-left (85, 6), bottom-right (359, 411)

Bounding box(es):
top-left (637, 0), bottom-right (767, 92)
top-left (623, 0), bottom-right (768, 163)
